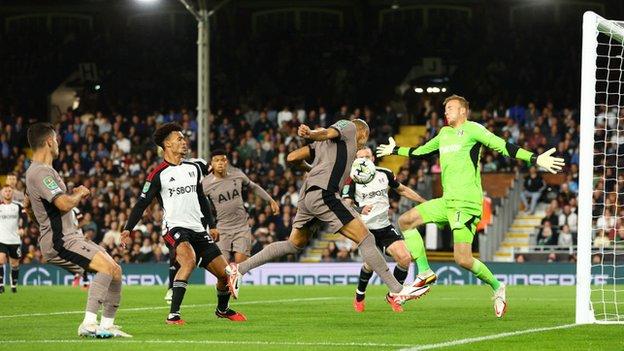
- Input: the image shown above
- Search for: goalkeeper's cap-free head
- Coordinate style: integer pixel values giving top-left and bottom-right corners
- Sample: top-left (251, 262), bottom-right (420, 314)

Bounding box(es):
top-left (153, 122), bottom-right (183, 149)
top-left (443, 94), bottom-right (470, 111)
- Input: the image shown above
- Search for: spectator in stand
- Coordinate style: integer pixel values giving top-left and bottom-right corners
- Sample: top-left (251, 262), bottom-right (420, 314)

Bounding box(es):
top-left (558, 205), bottom-right (578, 234)
top-left (537, 221), bottom-right (557, 246)
top-left (557, 224), bottom-right (574, 248)
top-left (520, 166), bottom-right (546, 214)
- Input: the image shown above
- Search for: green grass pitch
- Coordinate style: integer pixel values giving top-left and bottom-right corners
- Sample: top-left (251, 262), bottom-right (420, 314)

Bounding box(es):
top-left (0, 284), bottom-right (622, 351)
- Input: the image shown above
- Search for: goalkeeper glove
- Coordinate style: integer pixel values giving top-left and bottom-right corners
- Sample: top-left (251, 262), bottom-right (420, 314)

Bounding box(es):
top-left (532, 148), bottom-right (565, 174)
top-left (376, 137), bottom-right (397, 158)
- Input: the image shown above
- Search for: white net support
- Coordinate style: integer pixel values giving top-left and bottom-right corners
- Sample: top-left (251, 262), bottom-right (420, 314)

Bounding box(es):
top-left (577, 11), bottom-right (624, 324)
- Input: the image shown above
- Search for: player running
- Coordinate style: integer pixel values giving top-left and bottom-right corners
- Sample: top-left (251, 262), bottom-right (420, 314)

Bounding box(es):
top-left (0, 184), bottom-right (27, 293)
top-left (376, 95), bottom-right (565, 318)
top-left (227, 119), bottom-right (430, 306)
top-left (25, 123), bottom-right (128, 338)
top-left (203, 149), bottom-right (280, 263)
top-left (121, 122), bottom-right (246, 324)
top-left (342, 147), bottom-right (428, 312)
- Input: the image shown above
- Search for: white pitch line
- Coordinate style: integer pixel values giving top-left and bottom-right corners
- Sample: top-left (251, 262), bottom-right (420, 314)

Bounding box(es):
top-left (0, 296), bottom-right (339, 319)
top-left (399, 324), bottom-right (579, 351)
top-left (0, 339), bottom-right (411, 348)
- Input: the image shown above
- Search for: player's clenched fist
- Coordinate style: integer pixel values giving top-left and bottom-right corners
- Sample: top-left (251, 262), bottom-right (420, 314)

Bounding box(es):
top-left (298, 124), bottom-right (311, 138)
top-left (75, 185), bottom-right (90, 198)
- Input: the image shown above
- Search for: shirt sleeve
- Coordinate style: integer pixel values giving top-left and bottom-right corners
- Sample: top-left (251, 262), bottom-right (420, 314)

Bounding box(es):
top-left (329, 120), bottom-right (356, 142)
top-left (341, 177), bottom-right (356, 200)
top-left (242, 172), bottom-right (273, 202)
top-left (124, 173), bottom-right (161, 231)
top-left (378, 169), bottom-right (400, 189)
top-left (396, 134), bottom-right (440, 159)
top-left (30, 167), bottom-right (65, 203)
top-left (465, 121), bottom-right (533, 163)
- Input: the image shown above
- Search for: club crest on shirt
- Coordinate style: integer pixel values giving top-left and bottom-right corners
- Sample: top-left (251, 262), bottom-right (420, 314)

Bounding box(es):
top-left (457, 129), bottom-right (464, 137)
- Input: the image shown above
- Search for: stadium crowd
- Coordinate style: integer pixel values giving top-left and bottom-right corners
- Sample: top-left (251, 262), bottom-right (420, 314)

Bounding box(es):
top-left (1, 96), bottom-right (584, 264)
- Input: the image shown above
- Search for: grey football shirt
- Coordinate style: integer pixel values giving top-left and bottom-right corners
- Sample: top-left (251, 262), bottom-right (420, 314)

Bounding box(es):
top-left (202, 167), bottom-right (252, 233)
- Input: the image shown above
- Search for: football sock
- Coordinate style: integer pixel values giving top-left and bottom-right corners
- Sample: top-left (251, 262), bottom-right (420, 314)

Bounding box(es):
top-left (470, 259), bottom-right (501, 291)
top-left (168, 261), bottom-right (179, 290)
top-left (216, 288), bottom-right (231, 312)
top-left (0, 265), bottom-right (4, 286)
top-left (102, 278), bottom-right (122, 320)
top-left (10, 267), bottom-right (18, 287)
top-left (239, 241), bottom-right (302, 275)
top-left (356, 266), bottom-right (374, 298)
top-left (403, 228), bottom-right (431, 273)
top-left (393, 264), bottom-right (409, 285)
top-left (358, 234), bottom-right (402, 293)
top-left (82, 271), bottom-right (90, 284)
top-left (170, 280), bottom-right (188, 315)
top-left (86, 272), bottom-right (113, 315)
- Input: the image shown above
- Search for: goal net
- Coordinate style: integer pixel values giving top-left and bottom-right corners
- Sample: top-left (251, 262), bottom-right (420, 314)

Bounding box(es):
top-left (577, 11), bottom-right (624, 324)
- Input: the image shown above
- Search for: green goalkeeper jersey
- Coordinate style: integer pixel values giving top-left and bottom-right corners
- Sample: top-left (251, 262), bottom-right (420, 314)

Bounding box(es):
top-left (396, 121), bottom-right (534, 210)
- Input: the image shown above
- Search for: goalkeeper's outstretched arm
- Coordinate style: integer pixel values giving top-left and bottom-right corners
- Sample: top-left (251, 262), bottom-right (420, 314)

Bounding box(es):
top-left (464, 122), bottom-right (565, 174)
top-left (376, 135), bottom-right (441, 159)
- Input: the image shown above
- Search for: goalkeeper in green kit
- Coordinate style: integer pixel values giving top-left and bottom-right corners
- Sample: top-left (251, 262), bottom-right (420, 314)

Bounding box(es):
top-left (376, 95), bottom-right (565, 318)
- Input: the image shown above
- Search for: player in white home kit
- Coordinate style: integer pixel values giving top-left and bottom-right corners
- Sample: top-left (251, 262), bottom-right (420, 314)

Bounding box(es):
top-left (0, 184), bottom-right (27, 293)
top-left (343, 147), bottom-right (430, 312)
top-left (122, 122), bottom-right (246, 324)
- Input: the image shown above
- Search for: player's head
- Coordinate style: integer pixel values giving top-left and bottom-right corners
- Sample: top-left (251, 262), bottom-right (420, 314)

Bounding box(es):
top-left (5, 173), bottom-right (17, 188)
top-left (154, 122), bottom-right (187, 155)
top-left (210, 149), bottom-right (228, 174)
top-left (352, 119), bottom-right (370, 149)
top-left (356, 147), bottom-right (374, 162)
top-left (1, 184), bottom-right (12, 202)
top-left (443, 94), bottom-right (470, 126)
top-left (27, 122), bottom-right (59, 159)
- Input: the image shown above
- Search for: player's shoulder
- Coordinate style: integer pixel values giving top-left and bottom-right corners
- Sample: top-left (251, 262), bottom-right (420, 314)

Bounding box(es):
top-left (147, 161), bottom-right (170, 181)
top-left (375, 166), bottom-right (394, 177)
top-left (465, 121), bottom-right (488, 132)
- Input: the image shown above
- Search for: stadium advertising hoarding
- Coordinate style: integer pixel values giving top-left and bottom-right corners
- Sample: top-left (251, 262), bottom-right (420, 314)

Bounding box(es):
top-left (17, 262), bottom-right (615, 286)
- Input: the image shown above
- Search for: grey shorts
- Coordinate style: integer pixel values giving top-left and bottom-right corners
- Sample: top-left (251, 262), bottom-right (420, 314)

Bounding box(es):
top-left (217, 228), bottom-right (252, 257)
top-left (41, 233), bottom-right (105, 271)
top-left (292, 187), bottom-right (358, 234)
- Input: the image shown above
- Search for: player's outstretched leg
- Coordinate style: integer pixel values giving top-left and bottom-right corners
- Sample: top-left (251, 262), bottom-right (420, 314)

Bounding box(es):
top-left (454, 242), bottom-right (506, 318)
top-left (399, 207), bottom-right (437, 287)
top-left (384, 240), bottom-right (413, 312)
top-left (206, 255), bottom-right (246, 321)
top-left (228, 228), bottom-right (308, 299)
top-left (99, 265), bottom-right (130, 337)
top-left (353, 264), bottom-right (373, 312)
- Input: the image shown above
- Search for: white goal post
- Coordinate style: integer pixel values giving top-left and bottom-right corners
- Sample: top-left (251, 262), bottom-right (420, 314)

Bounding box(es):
top-left (577, 11), bottom-right (624, 324)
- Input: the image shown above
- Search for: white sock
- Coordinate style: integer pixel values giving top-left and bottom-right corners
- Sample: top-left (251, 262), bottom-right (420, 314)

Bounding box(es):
top-left (83, 311), bottom-right (98, 325)
top-left (100, 317), bottom-right (114, 329)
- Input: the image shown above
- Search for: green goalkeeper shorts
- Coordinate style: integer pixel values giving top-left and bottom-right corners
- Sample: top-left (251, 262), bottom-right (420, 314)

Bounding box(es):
top-left (415, 198), bottom-right (482, 244)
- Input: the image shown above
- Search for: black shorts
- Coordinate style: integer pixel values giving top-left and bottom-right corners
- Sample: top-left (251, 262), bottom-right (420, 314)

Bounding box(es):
top-left (163, 227), bottom-right (221, 268)
top-left (0, 243), bottom-right (21, 260)
top-left (369, 225), bottom-right (403, 255)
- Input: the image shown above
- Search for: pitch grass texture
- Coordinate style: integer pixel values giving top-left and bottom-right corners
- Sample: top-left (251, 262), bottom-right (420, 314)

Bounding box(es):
top-left (0, 285), bottom-right (622, 351)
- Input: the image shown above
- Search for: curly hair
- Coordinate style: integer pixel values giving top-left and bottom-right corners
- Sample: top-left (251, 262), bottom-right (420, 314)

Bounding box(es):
top-left (153, 122), bottom-right (183, 149)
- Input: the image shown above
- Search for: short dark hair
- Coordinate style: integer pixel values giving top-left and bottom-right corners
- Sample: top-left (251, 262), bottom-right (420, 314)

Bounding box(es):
top-left (153, 122), bottom-right (183, 149)
top-left (211, 149), bottom-right (226, 158)
top-left (27, 123), bottom-right (55, 150)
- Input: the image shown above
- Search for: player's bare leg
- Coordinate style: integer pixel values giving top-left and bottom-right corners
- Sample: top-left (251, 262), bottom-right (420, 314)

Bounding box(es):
top-left (454, 242), bottom-right (506, 317)
top-left (0, 252), bottom-right (6, 293)
top-left (340, 218), bottom-right (429, 304)
top-left (167, 242), bottom-right (196, 325)
top-left (205, 255), bottom-right (246, 321)
top-left (228, 228), bottom-right (309, 298)
top-left (8, 257), bottom-right (19, 293)
top-left (399, 208), bottom-right (436, 287)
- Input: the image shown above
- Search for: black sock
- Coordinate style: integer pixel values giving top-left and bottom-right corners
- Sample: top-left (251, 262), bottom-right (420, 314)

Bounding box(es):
top-left (356, 267), bottom-right (374, 300)
top-left (0, 266), bottom-right (4, 285)
top-left (216, 289), bottom-right (231, 312)
top-left (168, 262), bottom-right (179, 290)
top-left (11, 267), bottom-right (18, 287)
top-left (170, 280), bottom-right (188, 315)
top-left (393, 264), bottom-right (408, 285)
top-left (82, 271), bottom-right (89, 283)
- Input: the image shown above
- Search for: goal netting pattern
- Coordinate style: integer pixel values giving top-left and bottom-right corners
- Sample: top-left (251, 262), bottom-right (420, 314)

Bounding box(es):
top-left (578, 11), bottom-right (624, 324)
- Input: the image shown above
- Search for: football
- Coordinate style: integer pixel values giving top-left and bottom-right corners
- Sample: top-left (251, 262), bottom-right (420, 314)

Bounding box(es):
top-left (350, 157), bottom-right (376, 184)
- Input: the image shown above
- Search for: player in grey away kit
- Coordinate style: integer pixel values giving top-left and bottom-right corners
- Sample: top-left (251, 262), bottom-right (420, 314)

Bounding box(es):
top-left (25, 123), bottom-right (128, 338)
top-left (203, 149), bottom-right (280, 263)
top-left (226, 119), bottom-right (430, 308)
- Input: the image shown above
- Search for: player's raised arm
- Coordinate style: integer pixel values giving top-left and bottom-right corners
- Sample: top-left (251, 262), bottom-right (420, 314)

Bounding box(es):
top-left (297, 124), bottom-right (340, 141)
top-left (376, 135), bottom-right (441, 159)
top-left (465, 122), bottom-right (565, 174)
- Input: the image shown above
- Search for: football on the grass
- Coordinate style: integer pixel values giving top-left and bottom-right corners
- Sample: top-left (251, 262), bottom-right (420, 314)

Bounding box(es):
top-left (350, 158), bottom-right (376, 184)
